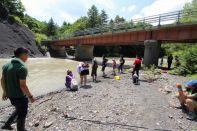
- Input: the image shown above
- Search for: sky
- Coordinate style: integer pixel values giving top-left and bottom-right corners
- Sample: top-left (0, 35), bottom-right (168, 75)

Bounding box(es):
top-left (21, 0), bottom-right (192, 26)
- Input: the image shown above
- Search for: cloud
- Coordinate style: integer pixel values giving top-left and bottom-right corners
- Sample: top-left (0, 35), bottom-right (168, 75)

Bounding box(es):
top-left (21, 0), bottom-right (82, 25)
top-left (121, 5), bottom-right (136, 13)
top-left (132, 0), bottom-right (192, 20)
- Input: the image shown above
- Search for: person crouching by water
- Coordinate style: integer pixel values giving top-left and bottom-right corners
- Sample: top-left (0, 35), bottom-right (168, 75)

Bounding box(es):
top-left (65, 70), bottom-right (74, 89)
top-left (77, 62), bottom-right (89, 86)
top-left (91, 58), bottom-right (98, 82)
top-left (176, 80), bottom-right (197, 120)
top-left (132, 55), bottom-right (142, 78)
top-left (101, 55), bottom-right (108, 77)
top-left (112, 58), bottom-right (117, 76)
top-left (1, 47), bottom-right (36, 131)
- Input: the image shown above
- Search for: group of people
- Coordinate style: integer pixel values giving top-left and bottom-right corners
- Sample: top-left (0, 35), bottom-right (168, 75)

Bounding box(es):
top-left (65, 55), bottom-right (142, 90)
top-left (1, 47), bottom-right (196, 131)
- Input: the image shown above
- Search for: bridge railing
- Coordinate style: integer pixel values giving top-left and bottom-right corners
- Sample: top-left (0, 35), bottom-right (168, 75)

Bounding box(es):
top-left (49, 9), bottom-right (197, 40)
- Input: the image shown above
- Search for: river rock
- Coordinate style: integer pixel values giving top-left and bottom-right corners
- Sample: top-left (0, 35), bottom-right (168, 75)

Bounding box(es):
top-left (44, 121), bottom-right (53, 128)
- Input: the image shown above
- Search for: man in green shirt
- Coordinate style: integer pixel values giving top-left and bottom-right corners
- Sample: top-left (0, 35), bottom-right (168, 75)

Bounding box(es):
top-left (1, 47), bottom-right (36, 131)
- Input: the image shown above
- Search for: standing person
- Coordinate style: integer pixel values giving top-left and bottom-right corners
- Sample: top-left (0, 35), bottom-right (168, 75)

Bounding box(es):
top-left (101, 55), bottom-right (108, 77)
top-left (118, 56), bottom-right (125, 73)
top-left (77, 62), bottom-right (89, 86)
top-left (91, 58), bottom-right (98, 82)
top-left (1, 47), bottom-right (36, 131)
top-left (174, 55), bottom-right (180, 68)
top-left (160, 56), bottom-right (164, 66)
top-left (132, 55), bottom-right (142, 78)
top-left (167, 54), bottom-right (173, 70)
top-left (112, 58), bottom-right (117, 76)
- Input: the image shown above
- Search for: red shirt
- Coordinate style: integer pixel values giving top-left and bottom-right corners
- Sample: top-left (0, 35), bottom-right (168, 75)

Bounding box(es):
top-left (133, 57), bottom-right (142, 65)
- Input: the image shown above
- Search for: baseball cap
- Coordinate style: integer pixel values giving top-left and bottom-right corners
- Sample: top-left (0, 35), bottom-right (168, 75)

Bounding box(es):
top-left (186, 80), bottom-right (197, 88)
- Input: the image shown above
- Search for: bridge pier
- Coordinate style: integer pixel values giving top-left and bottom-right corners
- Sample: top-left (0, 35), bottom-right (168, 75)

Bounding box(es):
top-left (143, 40), bottom-right (161, 66)
top-left (75, 45), bottom-right (94, 61)
top-left (49, 45), bottom-right (66, 58)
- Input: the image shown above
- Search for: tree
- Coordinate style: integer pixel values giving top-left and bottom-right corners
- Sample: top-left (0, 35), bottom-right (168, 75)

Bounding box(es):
top-left (99, 9), bottom-right (108, 26)
top-left (46, 18), bottom-right (58, 37)
top-left (181, 0), bottom-right (197, 23)
top-left (114, 15), bottom-right (125, 24)
top-left (87, 5), bottom-right (99, 28)
top-left (0, 0), bottom-right (25, 18)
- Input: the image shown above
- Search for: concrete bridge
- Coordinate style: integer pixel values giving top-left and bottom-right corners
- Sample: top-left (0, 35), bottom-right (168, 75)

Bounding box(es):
top-left (43, 9), bottom-right (197, 66)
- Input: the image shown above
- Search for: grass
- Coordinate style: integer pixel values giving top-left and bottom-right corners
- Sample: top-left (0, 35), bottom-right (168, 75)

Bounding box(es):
top-left (187, 74), bottom-right (197, 80)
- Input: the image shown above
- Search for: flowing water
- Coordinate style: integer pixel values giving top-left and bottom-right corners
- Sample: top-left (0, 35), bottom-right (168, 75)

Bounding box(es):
top-left (0, 58), bottom-right (80, 107)
top-left (0, 57), bottom-right (134, 107)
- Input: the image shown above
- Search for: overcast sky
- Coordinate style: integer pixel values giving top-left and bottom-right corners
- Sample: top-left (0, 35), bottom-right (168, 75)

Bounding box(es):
top-left (21, 0), bottom-right (192, 25)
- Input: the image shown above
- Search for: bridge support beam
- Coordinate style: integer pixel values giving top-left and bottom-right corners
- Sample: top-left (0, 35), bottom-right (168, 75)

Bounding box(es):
top-left (143, 40), bottom-right (161, 66)
top-left (75, 45), bottom-right (94, 61)
top-left (49, 45), bottom-right (66, 58)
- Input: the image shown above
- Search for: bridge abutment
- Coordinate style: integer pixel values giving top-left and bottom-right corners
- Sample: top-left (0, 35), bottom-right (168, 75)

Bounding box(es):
top-left (143, 40), bottom-right (161, 66)
top-left (75, 45), bottom-right (94, 61)
top-left (49, 45), bottom-right (66, 58)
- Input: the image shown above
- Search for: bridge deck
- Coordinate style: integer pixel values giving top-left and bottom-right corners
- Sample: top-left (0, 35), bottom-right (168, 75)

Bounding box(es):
top-left (47, 23), bottom-right (197, 46)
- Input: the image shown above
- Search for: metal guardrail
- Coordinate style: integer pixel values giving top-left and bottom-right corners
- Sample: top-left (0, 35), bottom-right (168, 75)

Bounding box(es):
top-left (48, 9), bottom-right (197, 40)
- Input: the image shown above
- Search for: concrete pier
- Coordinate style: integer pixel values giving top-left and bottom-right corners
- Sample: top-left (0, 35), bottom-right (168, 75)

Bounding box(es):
top-left (75, 45), bottom-right (94, 61)
top-left (143, 40), bottom-right (161, 66)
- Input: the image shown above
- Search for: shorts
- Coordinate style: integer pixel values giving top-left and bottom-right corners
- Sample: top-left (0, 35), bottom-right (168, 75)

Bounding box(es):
top-left (91, 68), bottom-right (97, 76)
top-left (102, 66), bottom-right (106, 71)
top-left (80, 70), bottom-right (89, 76)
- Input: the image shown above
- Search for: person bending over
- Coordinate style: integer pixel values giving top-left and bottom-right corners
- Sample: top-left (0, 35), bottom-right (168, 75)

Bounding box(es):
top-left (176, 80), bottom-right (197, 120)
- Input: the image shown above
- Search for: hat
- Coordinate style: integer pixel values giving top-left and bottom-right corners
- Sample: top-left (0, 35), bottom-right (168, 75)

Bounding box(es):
top-left (186, 80), bottom-right (197, 88)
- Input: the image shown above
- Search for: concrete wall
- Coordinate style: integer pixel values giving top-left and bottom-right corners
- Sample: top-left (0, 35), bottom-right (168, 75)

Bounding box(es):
top-left (75, 45), bottom-right (94, 61)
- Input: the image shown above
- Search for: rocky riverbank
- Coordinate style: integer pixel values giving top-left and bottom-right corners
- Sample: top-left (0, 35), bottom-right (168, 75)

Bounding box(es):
top-left (0, 71), bottom-right (196, 131)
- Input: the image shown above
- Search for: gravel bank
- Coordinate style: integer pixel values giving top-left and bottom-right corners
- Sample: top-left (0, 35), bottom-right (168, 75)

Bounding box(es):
top-left (0, 71), bottom-right (196, 131)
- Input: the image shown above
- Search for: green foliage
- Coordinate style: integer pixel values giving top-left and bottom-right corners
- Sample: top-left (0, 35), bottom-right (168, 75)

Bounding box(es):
top-left (114, 15), bottom-right (125, 24)
top-left (0, 0), bottom-right (25, 18)
top-left (180, 0), bottom-right (197, 23)
top-left (14, 16), bottom-right (22, 23)
top-left (99, 10), bottom-right (108, 25)
top-left (170, 47), bottom-right (197, 76)
top-left (87, 5), bottom-right (100, 28)
top-left (46, 18), bottom-right (58, 37)
top-left (23, 14), bottom-right (47, 34)
top-left (35, 33), bottom-right (48, 55)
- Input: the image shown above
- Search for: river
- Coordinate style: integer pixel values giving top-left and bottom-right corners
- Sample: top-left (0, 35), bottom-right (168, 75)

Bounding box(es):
top-left (0, 57), bottom-right (134, 107)
top-left (0, 58), bottom-right (81, 107)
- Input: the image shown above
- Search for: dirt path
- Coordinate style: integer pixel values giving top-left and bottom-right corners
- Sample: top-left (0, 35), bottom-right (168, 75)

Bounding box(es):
top-left (0, 71), bottom-right (196, 131)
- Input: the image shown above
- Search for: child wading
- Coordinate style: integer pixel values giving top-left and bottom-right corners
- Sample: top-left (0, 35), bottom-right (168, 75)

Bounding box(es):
top-left (91, 58), bottom-right (98, 82)
top-left (112, 58), bottom-right (117, 76)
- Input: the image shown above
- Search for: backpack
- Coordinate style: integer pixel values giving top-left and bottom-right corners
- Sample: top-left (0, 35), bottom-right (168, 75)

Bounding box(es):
top-left (70, 79), bottom-right (78, 91)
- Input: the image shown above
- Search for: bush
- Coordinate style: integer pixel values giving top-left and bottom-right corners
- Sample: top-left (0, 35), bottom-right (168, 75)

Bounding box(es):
top-left (170, 47), bottom-right (197, 76)
top-left (35, 33), bottom-right (48, 55)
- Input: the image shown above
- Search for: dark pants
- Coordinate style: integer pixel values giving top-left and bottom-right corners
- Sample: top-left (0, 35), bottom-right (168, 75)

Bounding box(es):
top-left (132, 65), bottom-right (140, 77)
top-left (119, 64), bottom-right (124, 72)
top-left (4, 97), bottom-right (28, 131)
top-left (168, 62), bottom-right (172, 70)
